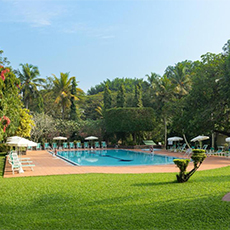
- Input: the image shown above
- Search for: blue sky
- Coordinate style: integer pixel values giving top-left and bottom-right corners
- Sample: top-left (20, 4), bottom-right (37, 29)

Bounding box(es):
top-left (1, 0), bottom-right (230, 93)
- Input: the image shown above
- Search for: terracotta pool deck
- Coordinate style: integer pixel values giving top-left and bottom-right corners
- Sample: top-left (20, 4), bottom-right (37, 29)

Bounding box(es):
top-left (4, 149), bottom-right (230, 178)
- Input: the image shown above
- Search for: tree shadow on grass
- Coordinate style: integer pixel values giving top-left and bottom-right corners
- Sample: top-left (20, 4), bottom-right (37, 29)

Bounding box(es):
top-left (0, 152), bottom-right (6, 177)
top-left (131, 181), bottom-right (177, 187)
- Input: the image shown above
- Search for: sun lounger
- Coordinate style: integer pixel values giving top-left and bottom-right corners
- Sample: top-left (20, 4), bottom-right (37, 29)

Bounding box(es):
top-left (84, 142), bottom-right (89, 149)
top-left (95, 141), bottom-right (100, 148)
top-left (69, 142), bottom-right (75, 149)
top-left (8, 153), bottom-right (35, 174)
top-left (44, 143), bottom-right (50, 150)
top-left (63, 142), bottom-right (68, 149)
top-left (76, 142), bottom-right (82, 149)
top-left (101, 141), bottom-right (107, 148)
top-left (36, 143), bottom-right (41, 150)
top-left (52, 143), bottom-right (57, 149)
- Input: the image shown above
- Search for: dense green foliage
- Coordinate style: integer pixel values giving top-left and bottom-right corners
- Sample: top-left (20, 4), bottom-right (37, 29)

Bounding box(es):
top-left (103, 84), bottom-right (112, 110)
top-left (1, 163), bottom-right (230, 229)
top-left (116, 84), bottom-right (126, 108)
top-left (0, 54), bottom-right (33, 141)
top-left (3, 40), bottom-right (230, 146)
top-left (134, 83), bottom-right (143, 107)
top-left (105, 107), bottom-right (155, 133)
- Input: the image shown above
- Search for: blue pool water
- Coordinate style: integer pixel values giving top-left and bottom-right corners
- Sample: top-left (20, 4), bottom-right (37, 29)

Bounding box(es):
top-left (57, 149), bottom-right (177, 166)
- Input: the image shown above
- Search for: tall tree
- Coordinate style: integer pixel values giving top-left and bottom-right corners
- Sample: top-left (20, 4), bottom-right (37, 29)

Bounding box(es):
top-left (103, 84), bottom-right (112, 110)
top-left (165, 61), bottom-right (192, 98)
top-left (134, 83), bottom-right (143, 107)
top-left (116, 84), bottom-right (126, 108)
top-left (53, 72), bottom-right (75, 120)
top-left (70, 77), bottom-right (78, 120)
top-left (15, 63), bottom-right (45, 109)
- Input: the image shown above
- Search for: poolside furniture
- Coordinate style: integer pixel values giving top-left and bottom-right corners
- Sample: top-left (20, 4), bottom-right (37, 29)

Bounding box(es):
top-left (76, 142), bottom-right (82, 149)
top-left (169, 144), bottom-right (176, 152)
top-left (215, 146), bottom-right (225, 156)
top-left (36, 143), bottom-right (41, 150)
top-left (101, 141), bottom-right (107, 148)
top-left (69, 142), bottom-right (75, 149)
top-left (183, 148), bottom-right (192, 157)
top-left (27, 146), bottom-right (32, 150)
top-left (8, 152), bottom-right (35, 174)
top-left (95, 141), bottom-right (100, 148)
top-left (52, 143), bottom-right (57, 149)
top-left (84, 142), bottom-right (89, 149)
top-left (202, 144), bottom-right (208, 151)
top-left (178, 143), bottom-right (187, 152)
top-left (63, 142), bottom-right (68, 149)
top-left (44, 143), bottom-right (50, 150)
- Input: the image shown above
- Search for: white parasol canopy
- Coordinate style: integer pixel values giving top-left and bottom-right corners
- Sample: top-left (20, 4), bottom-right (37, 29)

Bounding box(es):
top-left (167, 137), bottom-right (183, 142)
top-left (53, 136), bottom-right (67, 140)
top-left (6, 136), bottom-right (37, 147)
top-left (85, 136), bottom-right (98, 140)
top-left (191, 135), bottom-right (209, 142)
top-left (226, 137), bottom-right (230, 142)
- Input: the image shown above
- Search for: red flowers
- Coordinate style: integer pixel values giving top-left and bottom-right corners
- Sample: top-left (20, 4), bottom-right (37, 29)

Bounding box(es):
top-left (0, 116), bottom-right (11, 132)
top-left (0, 68), bottom-right (10, 81)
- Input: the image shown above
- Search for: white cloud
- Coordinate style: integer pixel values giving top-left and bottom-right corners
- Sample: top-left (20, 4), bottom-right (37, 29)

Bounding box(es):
top-left (0, 0), bottom-right (66, 27)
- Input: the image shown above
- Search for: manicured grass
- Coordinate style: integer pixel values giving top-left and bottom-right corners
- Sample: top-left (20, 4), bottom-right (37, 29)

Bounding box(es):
top-left (1, 153), bottom-right (230, 229)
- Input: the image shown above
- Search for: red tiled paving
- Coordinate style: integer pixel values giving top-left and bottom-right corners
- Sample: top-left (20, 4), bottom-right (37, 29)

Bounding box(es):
top-left (4, 149), bottom-right (230, 178)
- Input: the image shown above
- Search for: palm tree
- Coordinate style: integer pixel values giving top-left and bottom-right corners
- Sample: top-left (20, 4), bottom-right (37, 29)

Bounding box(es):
top-left (15, 63), bottom-right (46, 109)
top-left (52, 72), bottom-right (83, 120)
top-left (165, 62), bottom-right (191, 97)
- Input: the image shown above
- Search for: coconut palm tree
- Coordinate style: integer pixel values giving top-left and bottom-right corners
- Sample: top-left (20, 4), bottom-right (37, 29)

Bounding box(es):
top-left (52, 72), bottom-right (83, 120)
top-left (15, 63), bottom-right (46, 109)
top-left (165, 62), bottom-right (192, 98)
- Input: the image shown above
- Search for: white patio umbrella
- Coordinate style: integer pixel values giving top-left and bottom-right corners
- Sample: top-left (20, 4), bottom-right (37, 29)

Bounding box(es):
top-left (226, 137), bottom-right (230, 142)
top-left (191, 135), bottom-right (209, 142)
top-left (191, 135), bottom-right (209, 148)
top-left (167, 137), bottom-right (183, 142)
top-left (6, 137), bottom-right (37, 154)
top-left (6, 137), bottom-right (37, 147)
top-left (167, 136), bottom-right (183, 151)
top-left (53, 136), bottom-right (67, 148)
top-left (85, 136), bottom-right (98, 149)
top-left (85, 136), bottom-right (98, 140)
top-left (53, 136), bottom-right (67, 140)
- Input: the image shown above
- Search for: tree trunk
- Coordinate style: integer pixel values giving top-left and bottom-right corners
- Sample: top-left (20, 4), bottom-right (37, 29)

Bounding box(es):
top-left (164, 117), bottom-right (167, 149)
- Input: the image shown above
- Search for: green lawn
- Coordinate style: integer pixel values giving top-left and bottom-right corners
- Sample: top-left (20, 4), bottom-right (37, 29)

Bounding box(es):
top-left (1, 152), bottom-right (230, 230)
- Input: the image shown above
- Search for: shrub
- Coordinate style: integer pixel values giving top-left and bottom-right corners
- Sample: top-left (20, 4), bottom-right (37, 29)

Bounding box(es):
top-left (174, 149), bottom-right (206, 183)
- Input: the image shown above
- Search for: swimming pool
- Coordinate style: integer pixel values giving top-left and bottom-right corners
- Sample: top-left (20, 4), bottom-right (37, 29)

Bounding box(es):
top-left (57, 149), bottom-right (177, 166)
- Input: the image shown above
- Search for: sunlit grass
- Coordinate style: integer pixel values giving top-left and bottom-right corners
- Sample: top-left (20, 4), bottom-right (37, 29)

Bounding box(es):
top-left (0, 152), bottom-right (230, 229)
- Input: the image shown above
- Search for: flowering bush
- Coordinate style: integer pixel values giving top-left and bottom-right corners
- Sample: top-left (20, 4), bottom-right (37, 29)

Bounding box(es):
top-left (0, 66), bottom-right (10, 81)
top-left (0, 116), bottom-right (11, 132)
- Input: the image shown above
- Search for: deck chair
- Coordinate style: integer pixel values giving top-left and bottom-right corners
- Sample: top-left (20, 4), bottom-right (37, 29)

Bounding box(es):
top-left (101, 141), bottom-right (107, 148)
top-left (8, 154), bottom-right (35, 174)
top-left (52, 143), bottom-right (57, 149)
top-left (36, 143), bottom-right (41, 150)
top-left (27, 146), bottom-right (32, 150)
top-left (95, 141), bottom-right (100, 148)
top-left (44, 143), bottom-right (50, 150)
top-left (178, 143), bottom-right (186, 152)
top-left (84, 142), bottom-right (89, 149)
top-left (69, 142), bottom-right (75, 149)
top-left (76, 142), bottom-right (82, 149)
top-left (202, 144), bottom-right (208, 151)
top-left (215, 146), bottom-right (225, 156)
top-left (183, 148), bottom-right (192, 157)
top-left (63, 142), bottom-right (68, 149)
